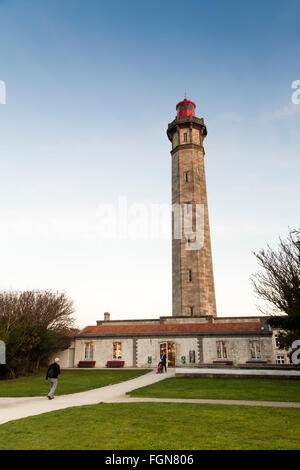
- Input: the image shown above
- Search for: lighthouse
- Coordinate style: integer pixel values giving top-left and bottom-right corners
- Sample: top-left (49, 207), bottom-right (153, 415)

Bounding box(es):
top-left (167, 98), bottom-right (217, 317)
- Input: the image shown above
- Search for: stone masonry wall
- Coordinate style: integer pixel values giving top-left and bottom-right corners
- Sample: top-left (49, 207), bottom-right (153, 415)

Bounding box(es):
top-left (203, 336), bottom-right (275, 364)
top-left (74, 338), bottom-right (134, 368)
top-left (136, 337), bottom-right (199, 368)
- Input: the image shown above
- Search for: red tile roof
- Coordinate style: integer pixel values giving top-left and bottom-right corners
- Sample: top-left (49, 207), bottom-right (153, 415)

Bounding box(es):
top-left (78, 321), bottom-right (261, 336)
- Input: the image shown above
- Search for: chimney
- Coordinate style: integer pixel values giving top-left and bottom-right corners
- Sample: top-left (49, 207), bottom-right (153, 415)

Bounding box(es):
top-left (104, 312), bottom-right (110, 322)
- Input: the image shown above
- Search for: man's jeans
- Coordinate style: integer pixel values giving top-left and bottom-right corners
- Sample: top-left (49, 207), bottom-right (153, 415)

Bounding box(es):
top-left (48, 378), bottom-right (58, 398)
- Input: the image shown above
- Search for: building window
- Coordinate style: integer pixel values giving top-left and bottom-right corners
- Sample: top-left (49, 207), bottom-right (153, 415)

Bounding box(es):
top-left (85, 342), bottom-right (94, 360)
top-left (184, 202), bottom-right (193, 214)
top-left (113, 342), bottom-right (122, 359)
top-left (187, 236), bottom-right (191, 247)
top-left (216, 341), bottom-right (227, 359)
top-left (189, 350), bottom-right (195, 363)
top-left (184, 171), bottom-right (189, 182)
top-left (249, 340), bottom-right (262, 360)
top-left (187, 306), bottom-right (194, 316)
top-left (183, 132), bottom-right (187, 142)
top-left (188, 269), bottom-right (192, 282)
top-left (276, 355), bottom-right (285, 364)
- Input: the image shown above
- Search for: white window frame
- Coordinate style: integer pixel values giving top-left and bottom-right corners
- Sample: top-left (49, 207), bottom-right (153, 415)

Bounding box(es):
top-left (249, 340), bottom-right (262, 360)
top-left (84, 342), bottom-right (94, 360)
top-left (216, 340), bottom-right (227, 360)
top-left (113, 342), bottom-right (122, 360)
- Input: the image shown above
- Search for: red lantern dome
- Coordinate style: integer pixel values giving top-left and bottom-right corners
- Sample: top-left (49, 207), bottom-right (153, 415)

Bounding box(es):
top-left (176, 98), bottom-right (196, 118)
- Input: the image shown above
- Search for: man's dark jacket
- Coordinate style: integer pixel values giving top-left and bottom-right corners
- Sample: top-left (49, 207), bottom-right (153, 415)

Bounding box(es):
top-left (46, 363), bottom-right (61, 380)
top-left (161, 353), bottom-right (167, 365)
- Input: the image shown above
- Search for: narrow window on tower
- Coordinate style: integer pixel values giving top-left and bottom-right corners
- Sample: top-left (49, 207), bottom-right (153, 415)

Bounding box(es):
top-left (183, 132), bottom-right (187, 142)
top-left (184, 171), bottom-right (189, 182)
top-left (188, 269), bottom-right (192, 282)
top-left (186, 203), bottom-right (192, 214)
top-left (188, 306), bottom-right (194, 316)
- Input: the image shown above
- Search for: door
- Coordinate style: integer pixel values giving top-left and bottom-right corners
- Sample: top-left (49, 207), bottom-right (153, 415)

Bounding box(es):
top-left (69, 348), bottom-right (75, 368)
top-left (159, 342), bottom-right (176, 368)
top-left (167, 342), bottom-right (175, 367)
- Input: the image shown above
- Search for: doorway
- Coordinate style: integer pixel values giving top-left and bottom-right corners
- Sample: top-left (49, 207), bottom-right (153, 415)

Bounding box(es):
top-left (69, 348), bottom-right (75, 368)
top-left (160, 342), bottom-right (175, 368)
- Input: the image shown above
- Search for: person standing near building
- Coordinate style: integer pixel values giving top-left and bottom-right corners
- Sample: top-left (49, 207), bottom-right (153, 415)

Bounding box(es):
top-left (45, 358), bottom-right (60, 400)
top-left (161, 352), bottom-right (167, 373)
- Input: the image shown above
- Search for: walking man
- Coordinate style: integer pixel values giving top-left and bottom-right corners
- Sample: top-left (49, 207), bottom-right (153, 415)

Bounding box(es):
top-left (45, 358), bottom-right (60, 400)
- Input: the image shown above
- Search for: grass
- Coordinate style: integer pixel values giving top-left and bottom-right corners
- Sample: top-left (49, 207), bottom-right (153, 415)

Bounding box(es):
top-left (0, 402), bottom-right (299, 450)
top-left (0, 369), bottom-right (150, 397)
top-left (128, 377), bottom-right (300, 402)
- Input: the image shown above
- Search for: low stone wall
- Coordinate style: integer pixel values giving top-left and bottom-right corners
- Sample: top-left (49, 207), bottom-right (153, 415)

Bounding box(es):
top-left (175, 366), bottom-right (300, 379)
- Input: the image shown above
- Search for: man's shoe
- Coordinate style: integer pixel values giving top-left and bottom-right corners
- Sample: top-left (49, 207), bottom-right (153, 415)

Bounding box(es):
top-left (47, 396), bottom-right (52, 400)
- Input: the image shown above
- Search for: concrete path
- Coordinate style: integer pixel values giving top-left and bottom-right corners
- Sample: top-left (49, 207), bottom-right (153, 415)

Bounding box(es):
top-left (1, 369), bottom-right (300, 425)
top-left (0, 370), bottom-right (175, 425)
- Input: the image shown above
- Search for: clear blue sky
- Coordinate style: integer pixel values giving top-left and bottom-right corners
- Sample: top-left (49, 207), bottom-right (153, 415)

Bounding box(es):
top-left (0, 0), bottom-right (299, 327)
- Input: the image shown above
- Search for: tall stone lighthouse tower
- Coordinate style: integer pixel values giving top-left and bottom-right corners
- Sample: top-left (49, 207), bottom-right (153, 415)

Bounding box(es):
top-left (167, 98), bottom-right (217, 317)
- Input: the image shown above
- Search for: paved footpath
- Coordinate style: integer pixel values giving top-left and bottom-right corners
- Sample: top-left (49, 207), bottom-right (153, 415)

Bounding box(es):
top-left (0, 370), bottom-right (300, 425)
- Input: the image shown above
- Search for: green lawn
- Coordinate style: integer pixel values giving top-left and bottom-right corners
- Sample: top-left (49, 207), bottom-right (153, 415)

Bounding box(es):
top-left (0, 369), bottom-right (149, 397)
top-left (129, 377), bottom-right (300, 402)
top-left (0, 402), bottom-right (299, 450)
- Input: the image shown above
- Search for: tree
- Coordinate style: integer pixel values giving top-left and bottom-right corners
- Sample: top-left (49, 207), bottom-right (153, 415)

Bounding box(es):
top-left (251, 228), bottom-right (300, 350)
top-left (0, 290), bottom-right (76, 377)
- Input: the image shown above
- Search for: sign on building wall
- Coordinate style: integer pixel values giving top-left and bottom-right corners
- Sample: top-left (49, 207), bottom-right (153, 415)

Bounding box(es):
top-left (291, 340), bottom-right (300, 365)
top-left (0, 341), bottom-right (6, 365)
